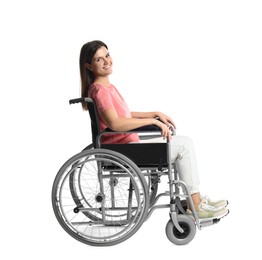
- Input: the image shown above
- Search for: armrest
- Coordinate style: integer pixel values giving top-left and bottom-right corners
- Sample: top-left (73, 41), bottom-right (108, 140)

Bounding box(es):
top-left (104, 125), bottom-right (161, 133)
top-left (104, 124), bottom-right (176, 136)
top-left (103, 125), bottom-right (162, 140)
top-left (97, 124), bottom-right (176, 146)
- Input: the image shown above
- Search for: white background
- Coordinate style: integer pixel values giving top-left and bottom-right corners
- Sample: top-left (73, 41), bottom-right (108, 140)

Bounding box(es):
top-left (1, 0), bottom-right (262, 259)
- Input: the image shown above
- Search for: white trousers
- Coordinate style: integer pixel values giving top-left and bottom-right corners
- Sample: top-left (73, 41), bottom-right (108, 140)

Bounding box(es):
top-left (140, 136), bottom-right (200, 194)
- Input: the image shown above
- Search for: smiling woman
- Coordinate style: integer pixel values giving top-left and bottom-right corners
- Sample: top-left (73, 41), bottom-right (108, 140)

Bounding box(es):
top-left (78, 40), bottom-right (229, 221)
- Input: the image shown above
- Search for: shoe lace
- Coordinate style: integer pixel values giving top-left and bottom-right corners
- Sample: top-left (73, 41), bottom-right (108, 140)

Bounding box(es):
top-left (200, 203), bottom-right (216, 212)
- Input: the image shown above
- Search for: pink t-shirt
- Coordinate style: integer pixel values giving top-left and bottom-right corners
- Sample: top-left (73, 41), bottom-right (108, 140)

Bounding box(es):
top-left (88, 83), bottom-right (140, 144)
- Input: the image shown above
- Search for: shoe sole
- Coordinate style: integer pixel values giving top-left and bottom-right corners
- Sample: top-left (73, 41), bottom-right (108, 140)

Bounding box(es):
top-left (200, 209), bottom-right (230, 222)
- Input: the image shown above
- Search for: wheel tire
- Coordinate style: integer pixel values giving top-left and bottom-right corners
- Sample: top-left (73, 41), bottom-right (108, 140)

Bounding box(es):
top-left (165, 214), bottom-right (196, 245)
top-left (52, 148), bottom-right (149, 246)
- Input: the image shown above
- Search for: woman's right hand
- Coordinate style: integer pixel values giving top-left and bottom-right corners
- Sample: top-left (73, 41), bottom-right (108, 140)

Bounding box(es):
top-left (154, 119), bottom-right (172, 141)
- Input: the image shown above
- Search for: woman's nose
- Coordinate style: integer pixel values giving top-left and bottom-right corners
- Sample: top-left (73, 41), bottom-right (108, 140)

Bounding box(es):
top-left (103, 57), bottom-right (109, 64)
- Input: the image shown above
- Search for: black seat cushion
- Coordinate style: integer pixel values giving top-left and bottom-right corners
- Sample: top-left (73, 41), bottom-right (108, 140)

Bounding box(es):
top-left (101, 143), bottom-right (168, 167)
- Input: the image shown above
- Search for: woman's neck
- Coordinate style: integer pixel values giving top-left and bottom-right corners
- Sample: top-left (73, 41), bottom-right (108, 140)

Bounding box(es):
top-left (94, 76), bottom-right (110, 86)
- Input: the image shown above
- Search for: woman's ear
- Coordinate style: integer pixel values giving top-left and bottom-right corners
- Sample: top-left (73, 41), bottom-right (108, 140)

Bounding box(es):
top-left (85, 63), bottom-right (92, 71)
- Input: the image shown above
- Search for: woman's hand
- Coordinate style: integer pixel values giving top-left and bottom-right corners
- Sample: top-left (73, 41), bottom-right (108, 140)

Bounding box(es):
top-left (153, 115), bottom-right (175, 141)
top-left (156, 112), bottom-right (176, 129)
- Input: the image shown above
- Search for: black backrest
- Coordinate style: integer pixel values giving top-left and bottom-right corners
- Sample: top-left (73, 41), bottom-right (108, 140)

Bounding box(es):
top-left (86, 98), bottom-right (101, 146)
top-left (69, 97), bottom-right (100, 147)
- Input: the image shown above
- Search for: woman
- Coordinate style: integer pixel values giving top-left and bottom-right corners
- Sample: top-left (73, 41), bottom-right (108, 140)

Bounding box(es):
top-left (79, 40), bottom-right (229, 220)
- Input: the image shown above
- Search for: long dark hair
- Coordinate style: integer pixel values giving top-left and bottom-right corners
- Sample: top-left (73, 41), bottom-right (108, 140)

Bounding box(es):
top-left (79, 40), bottom-right (108, 110)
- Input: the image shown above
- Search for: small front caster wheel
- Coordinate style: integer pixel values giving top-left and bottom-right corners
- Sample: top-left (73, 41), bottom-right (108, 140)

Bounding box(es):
top-left (165, 214), bottom-right (196, 245)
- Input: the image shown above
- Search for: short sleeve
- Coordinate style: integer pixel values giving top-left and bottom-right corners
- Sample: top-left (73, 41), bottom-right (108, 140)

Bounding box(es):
top-left (91, 87), bottom-right (114, 114)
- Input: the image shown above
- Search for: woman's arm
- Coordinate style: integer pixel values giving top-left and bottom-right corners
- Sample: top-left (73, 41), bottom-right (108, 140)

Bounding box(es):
top-left (131, 111), bottom-right (176, 129)
top-left (101, 109), bottom-right (174, 140)
top-left (131, 111), bottom-right (158, 119)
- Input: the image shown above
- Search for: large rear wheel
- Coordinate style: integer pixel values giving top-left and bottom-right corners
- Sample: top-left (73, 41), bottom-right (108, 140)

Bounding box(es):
top-left (52, 149), bottom-right (149, 246)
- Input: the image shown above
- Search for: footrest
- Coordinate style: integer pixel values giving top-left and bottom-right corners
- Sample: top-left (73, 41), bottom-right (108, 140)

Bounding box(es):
top-left (200, 218), bottom-right (220, 228)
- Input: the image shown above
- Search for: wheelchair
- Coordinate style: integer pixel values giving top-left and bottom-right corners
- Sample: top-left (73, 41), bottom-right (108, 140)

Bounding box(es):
top-left (51, 97), bottom-right (220, 246)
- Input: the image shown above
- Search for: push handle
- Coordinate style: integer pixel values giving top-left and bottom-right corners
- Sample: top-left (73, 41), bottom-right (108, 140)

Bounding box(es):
top-left (69, 98), bottom-right (85, 105)
top-left (69, 97), bottom-right (94, 105)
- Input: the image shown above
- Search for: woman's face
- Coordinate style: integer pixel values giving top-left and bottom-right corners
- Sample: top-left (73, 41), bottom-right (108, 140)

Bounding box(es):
top-left (88, 46), bottom-right (113, 78)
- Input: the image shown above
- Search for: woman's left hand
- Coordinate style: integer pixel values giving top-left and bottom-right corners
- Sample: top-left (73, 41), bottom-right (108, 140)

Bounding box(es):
top-left (156, 112), bottom-right (176, 130)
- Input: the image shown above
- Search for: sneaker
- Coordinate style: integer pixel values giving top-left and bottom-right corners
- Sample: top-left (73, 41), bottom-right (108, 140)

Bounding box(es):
top-left (201, 195), bottom-right (228, 211)
top-left (187, 203), bottom-right (229, 221)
